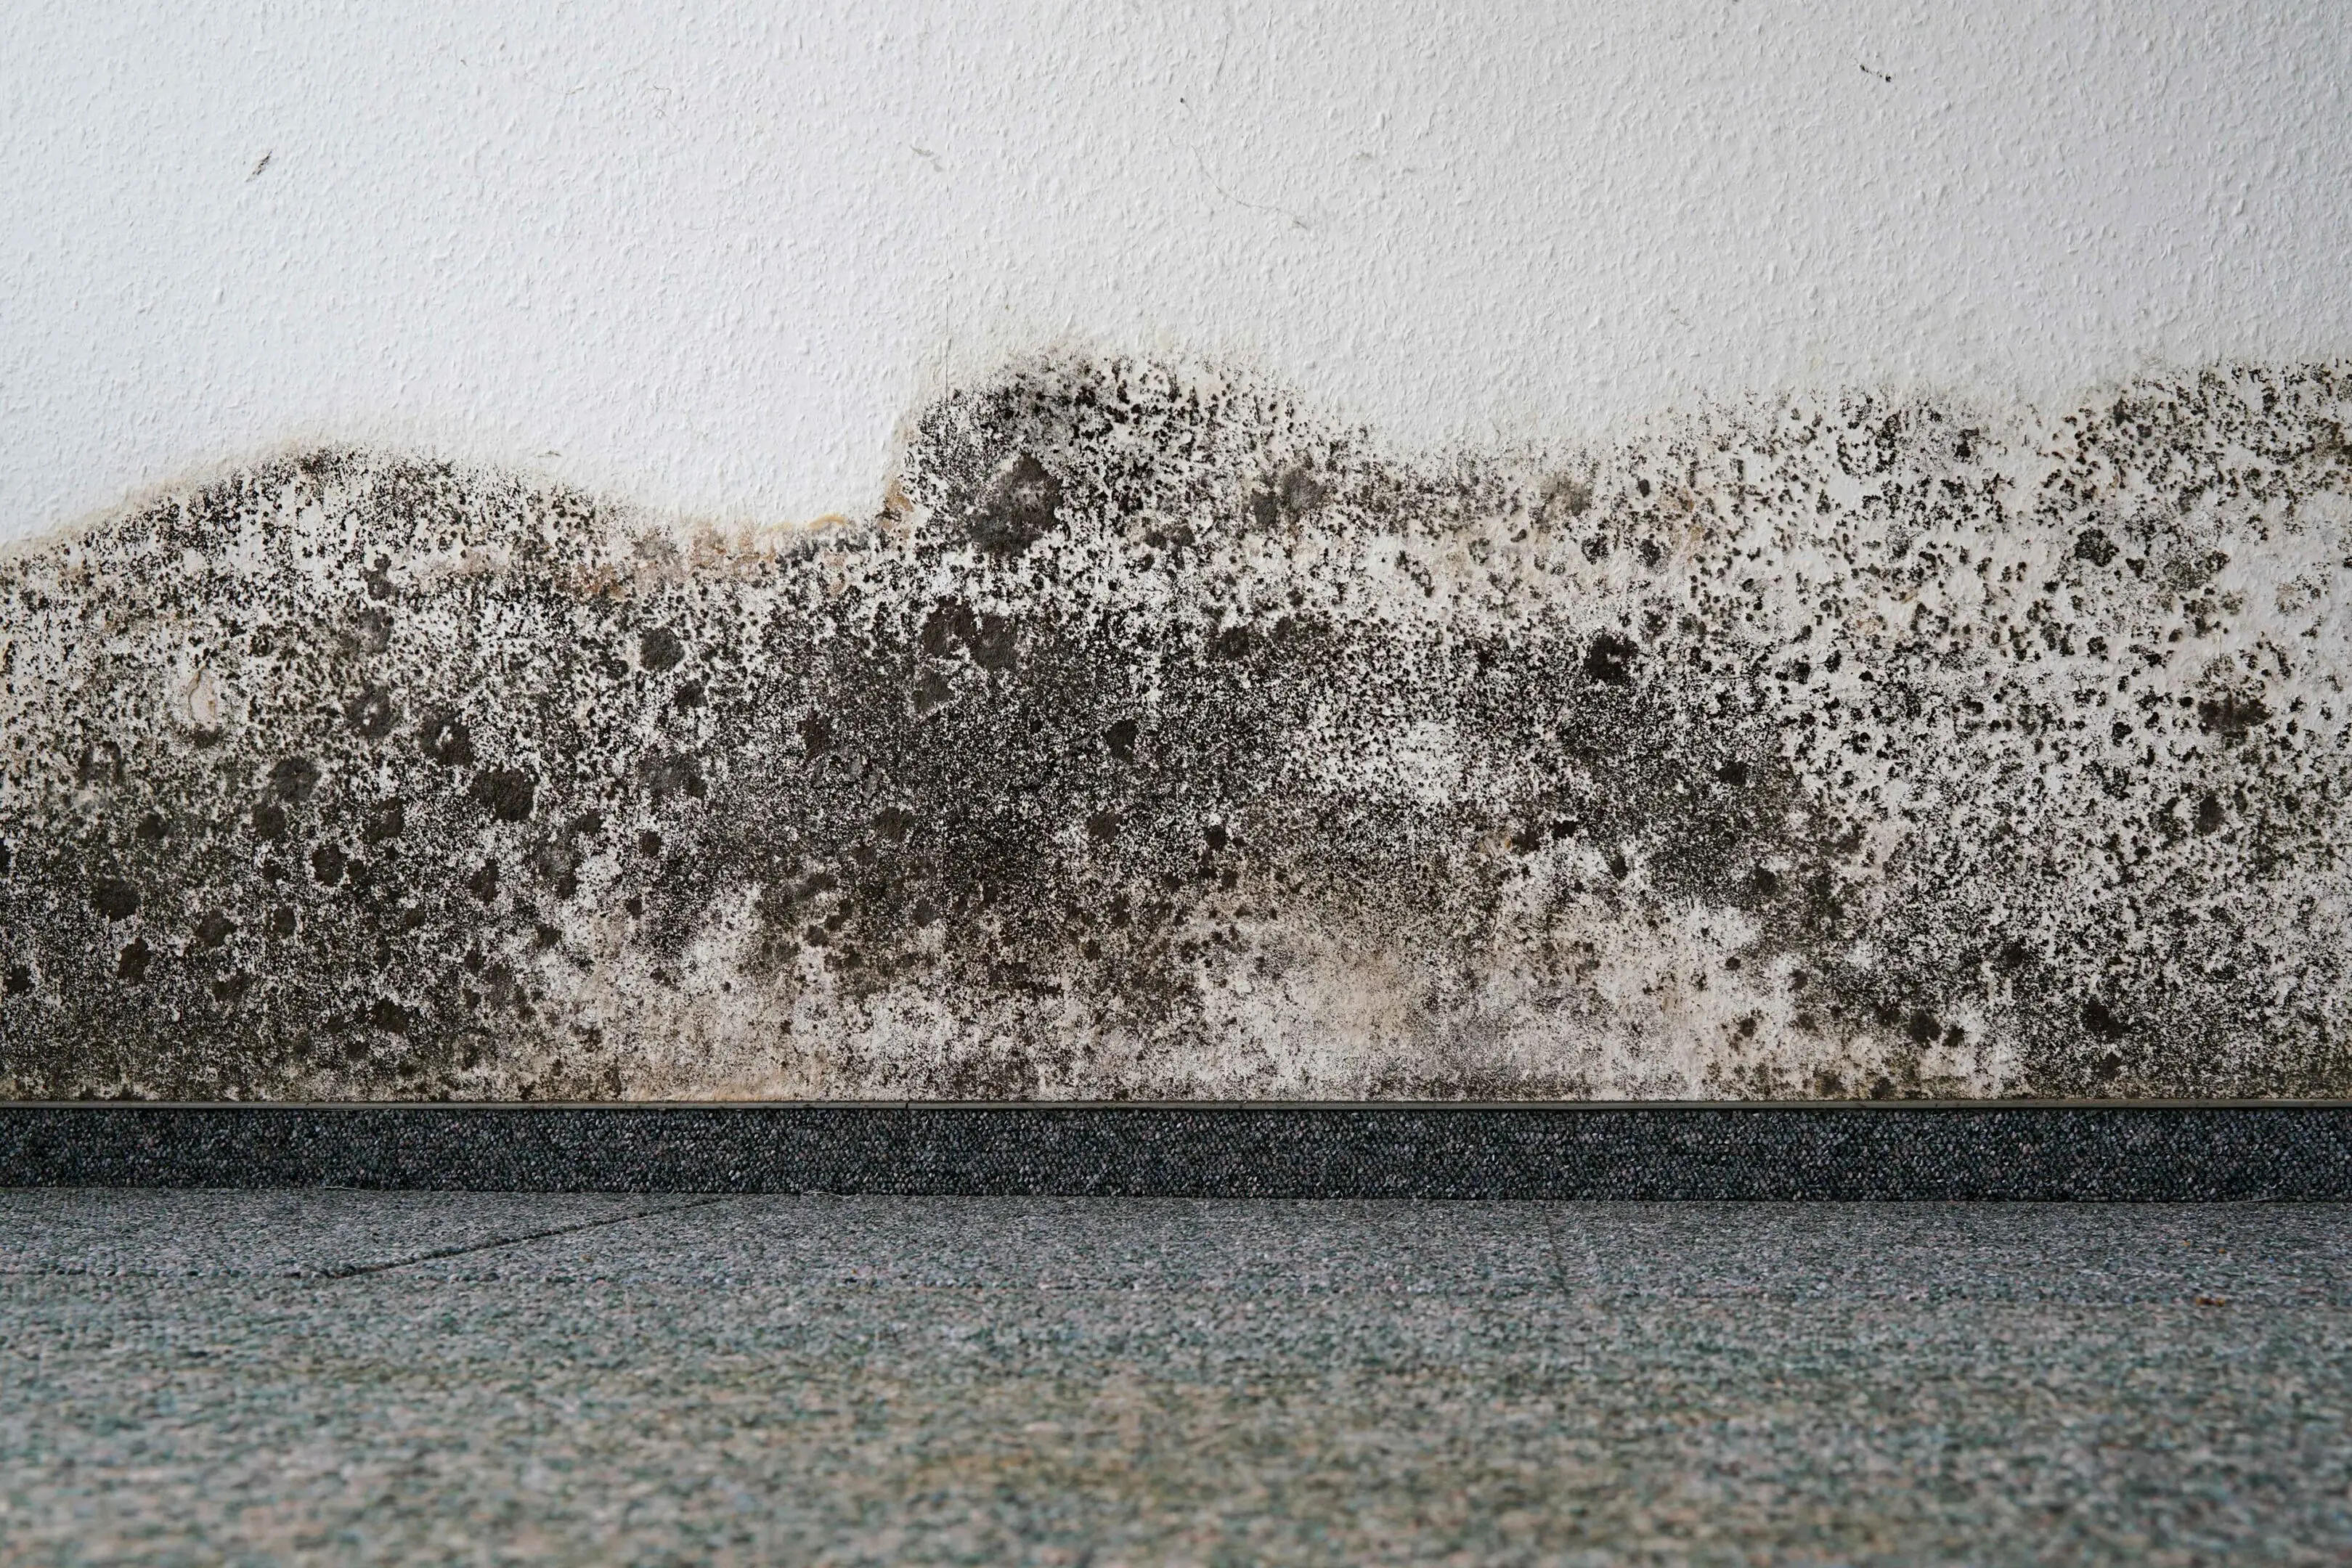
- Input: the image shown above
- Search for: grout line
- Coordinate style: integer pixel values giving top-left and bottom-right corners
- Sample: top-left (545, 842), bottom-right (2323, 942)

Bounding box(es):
top-left (316, 1195), bottom-right (735, 1281)
top-left (1541, 1204), bottom-right (1575, 1299)
top-left (1543, 1201), bottom-right (1609, 1304)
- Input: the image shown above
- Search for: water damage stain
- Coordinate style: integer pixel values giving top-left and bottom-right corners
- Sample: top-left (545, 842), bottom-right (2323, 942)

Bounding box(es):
top-left (4, 357), bottom-right (2350, 1101)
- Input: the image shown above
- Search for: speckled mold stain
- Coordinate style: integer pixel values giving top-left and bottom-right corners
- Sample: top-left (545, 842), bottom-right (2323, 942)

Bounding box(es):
top-left (4, 357), bottom-right (2350, 1101)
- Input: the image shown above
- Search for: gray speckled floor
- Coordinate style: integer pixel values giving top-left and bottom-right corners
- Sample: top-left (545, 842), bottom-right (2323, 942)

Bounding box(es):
top-left (2, 1196), bottom-right (2347, 1565)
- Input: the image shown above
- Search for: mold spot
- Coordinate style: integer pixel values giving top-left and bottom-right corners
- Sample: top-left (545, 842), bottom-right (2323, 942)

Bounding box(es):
top-left (967, 615), bottom-right (1018, 672)
top-left (116, 939), bottom-right (151, 984)
top-left (2082, 998), bottom-right (2131, 1041)
top-left (472, 768), bottom-right (537, 822)
top-left (1584, 633), bottom-right (1637, 685)
top-left (2197, 693), bottom-right (2271, 740)
top-left (420, 714), bottom-right (475, 767)
top-left (921, 601), bottom-right (974, 658)
top-left (641, 754), bottom-right (705, 801)
top-left (77, 743), bottom-right (124, 788)
top-left (272, 758), bottom-right (321, 802)
top-left (90, 879), bottom-right (140, 921)
top-left (1541, 476), bottom-right (1592, 521)
top-left (640, 627), bottom-right (685, 673)
top-left (968, 454), bottom-right (1063, 556)
top-left (344, 687), bottom-right (396, 739)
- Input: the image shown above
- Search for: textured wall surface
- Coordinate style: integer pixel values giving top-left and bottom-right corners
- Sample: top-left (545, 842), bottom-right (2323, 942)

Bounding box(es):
top-left (4, 357), bottom-right (2348, 1100)
top-left (7, 3), bottom-right (2351, 1101)
top-left (7, 1), bottom-right (2351, 541)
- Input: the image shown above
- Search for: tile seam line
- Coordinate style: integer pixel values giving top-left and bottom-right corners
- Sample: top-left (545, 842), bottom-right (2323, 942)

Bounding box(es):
top-left (1539, 1201), bottom-right (1576, 1301)
top-left (312, 1194), bottom-right (734, 1281)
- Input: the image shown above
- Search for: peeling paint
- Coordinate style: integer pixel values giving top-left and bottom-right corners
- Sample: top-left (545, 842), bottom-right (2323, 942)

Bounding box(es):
top-left (4, 357), bottom-right (2350, 1101)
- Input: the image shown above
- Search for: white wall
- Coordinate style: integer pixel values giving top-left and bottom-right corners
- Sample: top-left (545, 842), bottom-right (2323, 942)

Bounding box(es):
top-left (6, 0), bottom-right (2348, 542)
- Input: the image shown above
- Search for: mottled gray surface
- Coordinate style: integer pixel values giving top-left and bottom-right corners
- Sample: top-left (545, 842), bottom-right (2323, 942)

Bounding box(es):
top-left (1, 1194), bottom-right (2348, 1564)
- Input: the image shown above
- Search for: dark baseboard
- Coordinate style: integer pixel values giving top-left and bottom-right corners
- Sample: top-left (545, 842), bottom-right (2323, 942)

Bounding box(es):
top-left (3, 1104), bottom-right (2349, 1198)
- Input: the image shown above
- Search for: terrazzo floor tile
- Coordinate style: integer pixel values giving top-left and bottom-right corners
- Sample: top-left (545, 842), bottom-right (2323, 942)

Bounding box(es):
top-left (2, 1195), bottom-right (2348, 1564)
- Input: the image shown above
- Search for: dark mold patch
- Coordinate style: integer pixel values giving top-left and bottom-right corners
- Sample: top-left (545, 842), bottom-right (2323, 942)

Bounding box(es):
top-left (4, 357), bottom-right (2351, 1100)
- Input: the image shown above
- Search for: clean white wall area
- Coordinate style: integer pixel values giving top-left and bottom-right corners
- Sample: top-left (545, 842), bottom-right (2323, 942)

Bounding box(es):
top-left (5, 0), bottom-right (2348, 542)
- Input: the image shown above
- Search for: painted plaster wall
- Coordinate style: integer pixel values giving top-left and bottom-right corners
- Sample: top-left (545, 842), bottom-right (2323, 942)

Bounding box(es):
top-left (7, 4), bottom-right (2352, 1102)
top-left (6, 0), bottom-right (2349, 542)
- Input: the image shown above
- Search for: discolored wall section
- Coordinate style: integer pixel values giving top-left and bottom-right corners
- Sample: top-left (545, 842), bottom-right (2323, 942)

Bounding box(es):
top-left (3, 356), bottom-right (2350, 1101)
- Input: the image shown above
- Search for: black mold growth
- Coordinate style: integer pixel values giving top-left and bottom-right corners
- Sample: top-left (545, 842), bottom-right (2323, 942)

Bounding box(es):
top-left (3, 356), bottom-right (2351, 1101)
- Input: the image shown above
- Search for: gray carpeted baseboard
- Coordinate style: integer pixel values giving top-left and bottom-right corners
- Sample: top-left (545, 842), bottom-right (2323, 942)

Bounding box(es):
top-left (3, 1105), bottom-right (2348, 1198)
